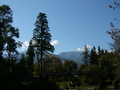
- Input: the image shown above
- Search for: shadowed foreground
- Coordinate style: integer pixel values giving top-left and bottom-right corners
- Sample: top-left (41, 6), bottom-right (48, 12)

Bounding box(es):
top-left (0, 76), bottom-right (60, 90)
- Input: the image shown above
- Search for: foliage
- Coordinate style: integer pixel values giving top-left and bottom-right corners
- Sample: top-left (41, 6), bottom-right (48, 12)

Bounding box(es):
top-left (80, 44), bottom-right (90, 65)
top-left (12, 54), bottom-right (30, 82)
top-left (107, 1), bottom-right (120, 86)
top-left (44, 55), bottom-right (65, 81)
top-left (77, 64), bottom-right (87, 71)
top-left (89, 46), bottom-right (98, 65)
top-left (98, 54), bottom-right (115, 72)
top-left (32, 12), bottom-right (55, 76)
top-left (63, 59), bottom-right (78, 74)
top-left (44, 55), bottom-right (63, 74)
top-left (33, 62), bottom-right (39, 76)
top-left (109, 1), bottom-right (120, 11)
top-left (0, 4), bottom-right (23, 77)
top-left (0, 30), bottom-right (4, 61)
top-left (26, 40), bottom-right (35, 76)
top-left (81, 64), bottom-right (102, 86)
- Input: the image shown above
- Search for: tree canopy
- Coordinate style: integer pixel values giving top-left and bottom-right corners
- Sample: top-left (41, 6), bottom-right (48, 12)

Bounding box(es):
top-left (32, 12), bottom-right (55, 77)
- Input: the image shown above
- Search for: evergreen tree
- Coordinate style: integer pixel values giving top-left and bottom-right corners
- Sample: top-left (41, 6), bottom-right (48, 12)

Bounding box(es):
top-left (14, 54), bottom-right (29, 82)
top-left (26, 40), bottom-right (35, 76)
top-left (0, 30), bottom-right (4, 63)
top-left (90, 46), bottom-right (98, 65)
top-left (105, 49), bottom-right (108, 54)
top-left (32, 12), bottom-right (55, 77)
top-left (98, 46), bottom-right (101, 55)
top-left (97, 46), bottom-right (105, 56)
top-left (20, 54), bottom-right (26, 65)
top-left (80, 44), bottom-right (90, 65)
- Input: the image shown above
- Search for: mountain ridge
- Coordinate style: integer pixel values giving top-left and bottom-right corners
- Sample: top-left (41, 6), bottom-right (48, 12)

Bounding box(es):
top-left (3, 50), bottom-right (84, 68)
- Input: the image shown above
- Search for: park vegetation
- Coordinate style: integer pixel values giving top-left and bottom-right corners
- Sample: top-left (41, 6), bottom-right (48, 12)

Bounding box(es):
top-left (0, 2), bottom-right (120, 90)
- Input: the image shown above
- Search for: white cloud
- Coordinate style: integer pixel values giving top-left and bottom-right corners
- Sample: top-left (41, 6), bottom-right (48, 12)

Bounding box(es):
top-left (50, 40), bottom-right (59, 45)
top-left (21, 45), bottom-right (25, 49)
top-left (24, 41), bottom-right (29, 46)
top-left (108, 50), bottom-right (114, 53)
top-left (76, 48), bottom-right (81, 51)
top-left (76, 44), bottom-right (92, 51)
top-left (76, 47), bottom-right (85, 51)
top-left (86, 45), bottom-right (92, 49)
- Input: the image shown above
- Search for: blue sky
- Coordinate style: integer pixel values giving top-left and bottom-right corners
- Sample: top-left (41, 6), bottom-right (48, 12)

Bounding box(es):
top-left (1, 0), bottom-right (120, 54)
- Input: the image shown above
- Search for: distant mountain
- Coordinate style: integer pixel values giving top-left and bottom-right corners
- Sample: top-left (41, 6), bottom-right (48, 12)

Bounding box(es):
top-left (48, 53), bottom-right (83, 68)
top-left (2, 51), bottom-right (84, 68)
top-left (58, 51), bottom-right (84, 62)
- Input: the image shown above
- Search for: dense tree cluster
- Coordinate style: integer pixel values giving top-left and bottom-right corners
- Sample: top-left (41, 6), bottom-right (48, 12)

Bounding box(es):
top-left (0, 2), bottom-right (120, 89)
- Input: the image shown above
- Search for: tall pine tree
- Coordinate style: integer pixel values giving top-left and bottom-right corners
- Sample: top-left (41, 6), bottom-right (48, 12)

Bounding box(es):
top-left (32, 12), bottom-right (54, 77)
top-left (26, 39), bottom-right (35, 76)
top-left (80, 44), bottom-right (90, 65)
top-left (90, 46), bottom-right (98, 65)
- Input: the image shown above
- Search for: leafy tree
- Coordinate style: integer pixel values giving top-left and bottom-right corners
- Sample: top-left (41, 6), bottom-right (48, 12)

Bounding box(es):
top-left (50, 56), bottom-right (63, 73)
top-left (81, 64), bottom-right (102, 86)
top-left (32, 12), bottom-right (55, 77)
top-left (89, 46), bottom-right (98, 65)
top-left (26, 39), bottom-right (35, 76)
top-left (0, 30), bottom-right (4, 64)
top-left (80, 44), bottom-right (90, 65)
top-left (98, 54), bottom-right (115, 72)
top-left (63, 59), bottom-right (78, 74)
top-left (44, 55), bottom-right (64, 82)
top-left (77, 64), bottom-right (88, 71)
top-left (44, 55), bottom-right (63, 74)
top-left (14, 54), bottom-right (29, 82)
top-left (0, 58), bottom-right (8, 81)
top-left (98, 54), bottom-right (116, 81)
top-left (20, 54), bottom-right (26, 64)
top-left (44, 55), bottom-right (54, 75)
top-left (62, 60), bottom-right (78, 83)
top-left (0, 4), bottom-right (22, 76)
top-left (76, 64), bottom-right (88, 86)
top-left (33, 62), bottom-right (39, 76)
top-left (107, 1), bottom-right (120, 86)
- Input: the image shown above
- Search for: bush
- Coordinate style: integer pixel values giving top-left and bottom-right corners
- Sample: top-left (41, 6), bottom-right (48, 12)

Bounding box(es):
top-left (81, 64), bottom-right (102, 85)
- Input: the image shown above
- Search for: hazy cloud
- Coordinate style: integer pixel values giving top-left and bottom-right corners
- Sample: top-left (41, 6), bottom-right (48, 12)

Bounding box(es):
top-left (76, 44), bottom-right (92, 51)
top-left (86, 44), bottom-right (92, 49)
top-left (107, 50), bottom-right (114, 53)
top-left (51, 40), bottom-right (59, 45)
top-left (21, 45), bottom-right (25, 49)
top-left (24, 41), bottom-right (29, 46)
top-left (18, 40), bottom-right (29, 51)
top-left (76, 48), bottom-right (81, 51)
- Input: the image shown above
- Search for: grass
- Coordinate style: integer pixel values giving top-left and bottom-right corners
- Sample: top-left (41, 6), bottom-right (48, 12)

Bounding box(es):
top-left (21, 81), bottom-right (31, 86)
top-left (101, 85), bottom-right (115, 90)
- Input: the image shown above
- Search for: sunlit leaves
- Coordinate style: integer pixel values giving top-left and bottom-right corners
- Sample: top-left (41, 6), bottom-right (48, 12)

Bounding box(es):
top-left (110, 22), bottom-right (114, 27)
top-left (109, 1), bottom-right (120, 10)
top-left (106, 2), bottom-right (120, 82)
top-left (109, 5), bottom-right (112, 8)
top-left (106, 31), bottom-right (112, 34)
top-left (114, 1), bottom-right (117, 4)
